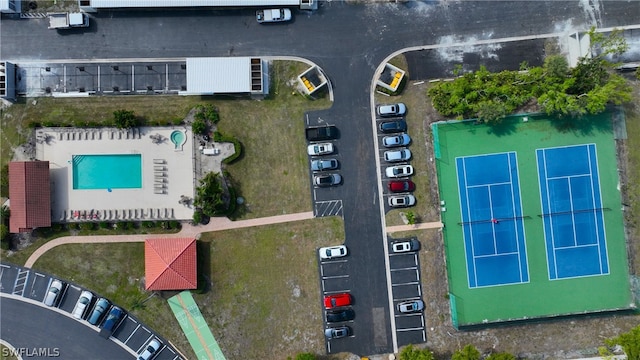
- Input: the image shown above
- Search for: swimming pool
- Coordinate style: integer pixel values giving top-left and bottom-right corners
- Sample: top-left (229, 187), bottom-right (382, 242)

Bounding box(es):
top-left (73, 154), bottom-right (142, 190)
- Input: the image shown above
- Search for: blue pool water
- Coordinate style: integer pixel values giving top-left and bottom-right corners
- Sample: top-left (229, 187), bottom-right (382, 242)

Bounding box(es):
top-left (73, 154), bottom-right (142, 190)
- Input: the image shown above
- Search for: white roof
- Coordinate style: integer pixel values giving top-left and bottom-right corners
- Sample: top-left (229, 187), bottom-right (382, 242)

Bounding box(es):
top-left (86, 0), bottom-right (300, 7)
top-left (186, 57), bottom-right (252, 94)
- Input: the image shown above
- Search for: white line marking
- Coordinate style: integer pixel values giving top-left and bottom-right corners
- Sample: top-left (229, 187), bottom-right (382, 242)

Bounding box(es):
top-left (123, 323), bottom-right (141, 344)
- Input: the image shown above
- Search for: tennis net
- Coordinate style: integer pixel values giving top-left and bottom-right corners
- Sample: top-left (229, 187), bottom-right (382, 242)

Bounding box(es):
top-left (458, 216), bottom-right (531, 226)
top-left (537, 207), bottom-right (610, 218)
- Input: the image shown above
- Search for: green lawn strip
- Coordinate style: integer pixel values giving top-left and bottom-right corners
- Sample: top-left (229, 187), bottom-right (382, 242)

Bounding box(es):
top-left (27, 217), bottom-right (343, 360)
top-left (623, 94), bottom-right (640, 272)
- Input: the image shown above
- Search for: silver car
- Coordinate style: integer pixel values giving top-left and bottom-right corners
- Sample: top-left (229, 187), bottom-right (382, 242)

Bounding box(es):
top-left (384, 149), bottom-right (412, 162)
top-left (376, 103), bottom-right (407, 117)
top-left (397, 299), bottom-right (424, 313)
top-left (382, 134), bottom-right (411, 148)
top-left (311, 159), bottom-right (339, 171)
top-left (388, 194), bottom-right (416, 208)
top-left (43, 279), bottom-right (63, 307)
top-left (307, 143), bottom-right (334, 156)
top-left (385, 165), bottom-right (414, 178)
top-left (72, 290), bottom-right (94, 319)
top-left (138, 339), bottom-right (161, 360)
top-left (324, 326), bottom-right (352, 339)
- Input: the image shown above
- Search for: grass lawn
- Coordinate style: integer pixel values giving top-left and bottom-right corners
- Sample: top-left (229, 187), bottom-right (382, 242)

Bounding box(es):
top-left (622, 83), bottom-right (640, 272)
top-left (29, 216), bottom-right (344, 360)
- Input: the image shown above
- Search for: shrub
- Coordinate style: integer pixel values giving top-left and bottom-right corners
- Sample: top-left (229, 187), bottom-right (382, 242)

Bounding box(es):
top-left (99, 222), bottom-right (109, 229)
top-left (213, 131), bottom-right (243, 164)
top-left (192, 210), bottom-right (203, 224)
top-left (41, 121), bottom-right (58, 127)
top-left (52, 223), bottom-right (63, 231)
top-left (79, 222), bottom-right (94, 231)
top-left (113, 109), bottom-right (138, 129)
top-left (143, 221), bottom-right (156, 228)
top-left (28, 122), bottom-right (41, 128)
top-left (120, 221), bottom-right (130, 230)
top-left (169, 220), bottom-right (180, 229)
top-left (192, 118), bottom-right (207, 135)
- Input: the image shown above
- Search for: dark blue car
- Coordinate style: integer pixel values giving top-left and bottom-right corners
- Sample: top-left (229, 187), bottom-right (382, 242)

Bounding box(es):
top-left (99, 305), bottom-right (125, 338)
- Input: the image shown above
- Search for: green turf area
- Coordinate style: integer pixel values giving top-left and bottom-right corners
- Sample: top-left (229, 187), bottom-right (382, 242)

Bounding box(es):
top-left (434, 112), bottom-right (632, 327)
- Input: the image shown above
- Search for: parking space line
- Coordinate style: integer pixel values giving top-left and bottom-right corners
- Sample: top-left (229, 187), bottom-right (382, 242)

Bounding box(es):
top-left (322, 274), bottom-right (349, 280)
top-left (392, 281), bottom-right (420, 287)
top-left (320, 259), bottom-right (348, 265)
top-left (123, 324), bottom-right (141, 344)
top-left (389, 266), bottom-right (418, 271)
top-left (323, 289), bottom-right (350, 295)
top-left (396, 326), bottom-right (425, 332)
top-left (136, 334), bottom-right (155, 353)
top-left (394, 313), bottom-right (423, 318)
top-left (12, 269), bottom-right (30, 296)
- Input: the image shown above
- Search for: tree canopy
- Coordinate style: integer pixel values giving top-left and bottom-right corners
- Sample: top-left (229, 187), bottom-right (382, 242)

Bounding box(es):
top-left (606, 325), bottom-right (640, 360)
top-left (398, 344), bottom-right (436, 360)
top-left (193, 172), bottom-right (229, 217)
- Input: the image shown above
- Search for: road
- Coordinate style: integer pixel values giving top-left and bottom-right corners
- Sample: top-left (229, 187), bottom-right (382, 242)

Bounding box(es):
top-left (2, 0), bottom-right (640, 356)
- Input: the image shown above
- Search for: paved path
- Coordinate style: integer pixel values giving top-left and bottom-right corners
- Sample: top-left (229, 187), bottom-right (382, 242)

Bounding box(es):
top-left (385, 222), bottom-right (443, 234)
top-left (24, 211), bottom-right (314, 268)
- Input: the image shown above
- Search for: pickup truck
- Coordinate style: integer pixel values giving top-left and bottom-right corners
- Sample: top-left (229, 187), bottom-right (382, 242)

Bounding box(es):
top-left (48, 12), bottom-right (89, 29)
top-left (256, 8), bottom-right (292, 23)
top-left (305, 126), bottom-right (338, 142)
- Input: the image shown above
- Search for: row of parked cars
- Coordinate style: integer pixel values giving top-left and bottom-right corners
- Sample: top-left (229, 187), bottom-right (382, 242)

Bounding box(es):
top-left (376, 103), bottom-right (416, 208)
top-left (44, 279), bottom-right (161, 360)
top-left (318, 245), bottom-right (354, 339)
top-left (306, 125), bottom-right (342, 187)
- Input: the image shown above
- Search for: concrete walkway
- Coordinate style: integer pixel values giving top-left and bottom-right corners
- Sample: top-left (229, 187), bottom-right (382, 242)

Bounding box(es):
top-left (24, 211), bottom-right (314, 268)
top-left (385, 221), bottom-right (443, 233)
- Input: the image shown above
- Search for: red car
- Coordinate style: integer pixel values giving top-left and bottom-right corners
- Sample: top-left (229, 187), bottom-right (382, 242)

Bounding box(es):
top-left (324, 293), bottom-right (352, 309)
top-left (388, 180), bottom-right (415, 193)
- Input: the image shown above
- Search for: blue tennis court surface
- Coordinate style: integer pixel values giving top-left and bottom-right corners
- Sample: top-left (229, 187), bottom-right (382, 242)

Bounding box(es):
top-left (456, 152), bottom-right (529, 288)
top-left (536, 144), bottom-right (609, 280)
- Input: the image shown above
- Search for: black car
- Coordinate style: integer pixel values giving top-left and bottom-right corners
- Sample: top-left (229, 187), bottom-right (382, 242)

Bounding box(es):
top-left (305, 126), bottom-right (339, 141)
top-left (326, 309), bottom-right (355, 323)
top-left (379, 120), bottom-right (407, 133)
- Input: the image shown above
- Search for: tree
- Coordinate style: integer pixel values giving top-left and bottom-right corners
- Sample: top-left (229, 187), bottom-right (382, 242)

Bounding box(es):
top-left (544, 54), bottom-right (569, 80)
top-left (193, 172), bottom-right (228, 217)
top-left (486, 352), bottom-right (516, 360)
top-left (113, 109), bottom-right (138, 129)
top-left (475, 100), bottom-right (507, 124)
top-left (293, 353), bottom-right (316, 360)
top-left (192, 118), bottom-right (207, 136)
top-left (452, 344), bottom-right (481, 360)
top-left (606, 325), bottom-right (640, 360)
top-left (398, 344), bottom-right (436, 360)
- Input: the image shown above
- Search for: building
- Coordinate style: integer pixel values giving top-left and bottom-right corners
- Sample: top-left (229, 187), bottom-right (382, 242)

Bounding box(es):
top-left (1, 61), bottom-right (17, 101)
top-left (0, 0), bottom-right (21, 14)
top-left (145, 238), bottom-right (197, 291)
top-left (8, 161), bottom-right (52, 233)
top-left (79, 0), bottom-right (316, 11)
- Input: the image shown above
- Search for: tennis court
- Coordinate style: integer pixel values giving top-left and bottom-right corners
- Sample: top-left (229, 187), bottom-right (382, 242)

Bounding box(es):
top-left (537, 144), bottom-right (609, 280)
top-left (434, 113), bottom-right (632, 328)
top-left (456, 152), bottom-right (529, 288)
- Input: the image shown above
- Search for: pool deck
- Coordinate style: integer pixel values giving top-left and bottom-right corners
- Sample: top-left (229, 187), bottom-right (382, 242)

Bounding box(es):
top-left (36, 126), bottom-right (195, 222)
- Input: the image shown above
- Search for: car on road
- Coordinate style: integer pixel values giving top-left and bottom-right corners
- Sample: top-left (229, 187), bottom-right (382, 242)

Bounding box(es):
top-left (72, 290), bottom-right (94, 319)
top-left (385, 165), bottom-right (414, 178)
top-left (397, 299), bottom-right (424, 314)
top-left (376, 103), bottom-right (407, 117)
top-left (382, 134), bottom-right (411, 148)
top-left (138, 339), bottom-right (161, 360)
top-left (314, 174), bottom-right (342, 187)
top-left (307, 143), bottom-right (334, 156)
top-left (326, 309), bottom-right (355, 323)
top-left (388, 194), bottom-right (416, 208)
top-left (88, 298), bottom-right (110, 325)
top-left (324, 326), bottom-right (352, 339)
top-left (324, 293), bottom-right (352, 309)
top-left (43, 279), bottom-right (63, 307)
top-left (388, 180), bottom-right (415, 193)
top-left (311, 158), bottom-right (339, 171)
top-left (384, 149), bottom-right (412, 162)
top-left (100, 305), bottom-right (125, 333)
top-left (379, 120), bottom-right (407, 133)
top-left (319, 245), bottom-right (348, 260)
top-left (392, 238), bottom-right (421, 253)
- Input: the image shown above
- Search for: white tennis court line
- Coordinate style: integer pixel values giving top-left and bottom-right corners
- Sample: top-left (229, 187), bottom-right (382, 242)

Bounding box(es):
top-left (455, 157), bottom-right (476, 288)
top-left (586, 144), bottom-right (609, 274)
top-left (510, 152), bottom-right (529, 282)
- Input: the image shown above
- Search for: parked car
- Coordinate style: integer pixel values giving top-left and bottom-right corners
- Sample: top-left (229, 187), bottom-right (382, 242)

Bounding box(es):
top-left (388, 194), bottom-right (416, 208)
top-left (392, 238), bottom-right (421, 253)
top-left (385, 165), bottom-right (414, 178)
top-left (307, 143), bottom-right (334, 156)
top-left (43, 279), bottom-right (63, 307)
top-left (314, 174), bottom-right (342, 187)
top-left (88, 298), bottom-right (110, 325)
top-left (72, 290), bottom-right (94, 319)
top-left (384, 149), bottom-right (412, 162)
top-left (324, 293), bottom-right (352, 309)
top-left (311, 158), bottom-right (339, 171)
top-left (376, 103), bottom-right (407, 117)
top-left (382, 134), bottom-right (411, 148)
top-left (138, 339), bottom-right (161, 360)
top-left (100, 305), bottom-right (125, 333)
top-left (326, 309), bottom-right (355, 323)
top-left (256, 8), bottom-right (292, 23)
top-left (324, 326), bottom-right (352, 339)
top-left (319, 245), bottom-right (348, 260)
top-left (397, 299), bottom-right (424, 314)
top-left (388, 180), bottom-right (415, 193)
top-left (379, 120), bottom-right (407, 133)
top-left (305, 125), bottom-right (338, 141)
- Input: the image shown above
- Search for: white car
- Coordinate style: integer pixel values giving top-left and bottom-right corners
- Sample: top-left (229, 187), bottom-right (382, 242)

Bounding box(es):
top-left (376, 103), bottom-right (407, 117)
top-left (72, 290), bottom-right (94, 319)
top-left (384, 149), bottom-right (412, 162)
top-left (392, 238), bottom-right (421, 253)
top-left (388, 195), bottom-right (416, 208)
top-left (386, 165), bottom-right (414, 178)
top-left (397, 299), bottom-right (424, 313)
top-left (307, 143), bottom-right (334, 156)
top-left (138, 339), bottom-right (161, 360)
top-left (43, 279), bottom-right (63, 307)
top-left (319, 245), bottom-right (348, 260)
top-left (256, 8), bottom-right (292, 23)
top-left (382, 134), bottom-right (411, 148)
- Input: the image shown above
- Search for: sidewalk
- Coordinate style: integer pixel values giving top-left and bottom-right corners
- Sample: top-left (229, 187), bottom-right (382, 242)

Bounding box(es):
top-left (385, 221), bottom-right (443, 233)
top-left (24, 211), bottom-right (314, 268)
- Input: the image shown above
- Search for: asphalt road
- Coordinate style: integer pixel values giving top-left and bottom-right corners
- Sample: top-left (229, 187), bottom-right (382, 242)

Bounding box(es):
top-left (2, 0), bottom-right (640, 357)
top-left (0, 296), bottom-right (133, 359)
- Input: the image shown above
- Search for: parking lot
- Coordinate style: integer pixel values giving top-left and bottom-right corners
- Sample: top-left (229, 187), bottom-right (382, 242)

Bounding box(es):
top-left (318, 254), bottom-right (356, 353)
top-left (0, 262), bottom-right (183, 360)
top-left (387, 239), bottom-right (427, 346)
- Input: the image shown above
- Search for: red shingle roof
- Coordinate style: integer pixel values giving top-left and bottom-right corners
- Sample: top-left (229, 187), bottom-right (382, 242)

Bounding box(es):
top-left (145, 238), bottom-right (197, 291)
top-left (8, 161), bottom-right (51, 233)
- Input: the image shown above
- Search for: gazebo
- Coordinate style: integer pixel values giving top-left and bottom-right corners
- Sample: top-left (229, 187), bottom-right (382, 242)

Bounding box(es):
top-left (145, 238), bottom-right (197, 291)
